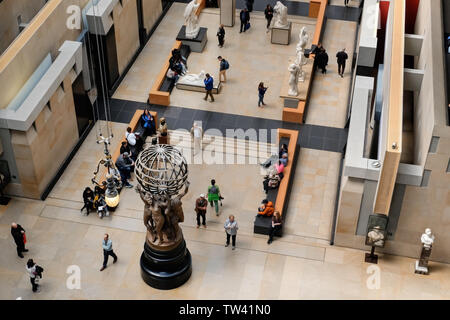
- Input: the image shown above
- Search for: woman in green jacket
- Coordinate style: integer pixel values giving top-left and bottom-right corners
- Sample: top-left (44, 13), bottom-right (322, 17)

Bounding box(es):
top-left (208, 179), bottom-right (221, 216)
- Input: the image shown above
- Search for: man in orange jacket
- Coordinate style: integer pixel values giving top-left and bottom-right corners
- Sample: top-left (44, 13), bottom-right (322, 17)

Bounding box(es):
top-left (258, 199), bottom-right (274, 217)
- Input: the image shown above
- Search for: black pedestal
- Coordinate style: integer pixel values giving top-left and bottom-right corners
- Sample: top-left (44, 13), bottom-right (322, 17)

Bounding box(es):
top-left (365, 246), bottom-right (378, 264)
top-left (140, 239), bottom-right (192, 290)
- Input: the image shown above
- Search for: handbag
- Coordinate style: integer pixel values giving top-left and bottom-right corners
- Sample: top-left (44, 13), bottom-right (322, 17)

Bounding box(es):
top-left (245, 22), bottom-right (251, 30)
top-left (23, 233), bottom-right (27, 244)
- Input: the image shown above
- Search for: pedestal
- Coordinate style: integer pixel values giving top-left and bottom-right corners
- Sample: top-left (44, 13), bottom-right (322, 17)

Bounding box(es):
top-left (364, 246), bottom-right (378, 264)
top-left (415, 246), bottom-right (431, 275)
top-left (271, 22), bottom-right (292, 45)
top-left (220, 0), bottom-right (235, 27)
top-left (176, 26), bottom-right (208, 53)
top-left (140, 240), bottom-right (192, 290)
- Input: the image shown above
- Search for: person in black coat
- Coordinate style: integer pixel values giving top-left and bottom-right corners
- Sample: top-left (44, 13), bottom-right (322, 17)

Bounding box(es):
top-left (264, 4), bottom-right (274, 31)
top-left (239, 8), bottom-right (250, 33)
top-left (11, 222), bottom-right (28, 258)
top-left (316, 49), bottom-right (329, 74)
top-left (81, 187), bottom-right (95, 215)
top-left (217, 24), bottom-right (225, 47)
top-left (336, 48), bottom-right (349, 77)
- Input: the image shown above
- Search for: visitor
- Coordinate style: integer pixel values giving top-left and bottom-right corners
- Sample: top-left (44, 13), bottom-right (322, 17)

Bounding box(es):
top-left (263, 170), bottom-right (281, 194)
top-left (239, 8), bottom-right (250, 33)
top-left (217, 24), bottom-right (225, 47)
top-left (264, 4), bottom-right (274, 31)
top-left (11, 222), bottom-right (28, 258)
top-left (275, 160), bottom-right (285, 174)
top-left (268, 211), bottom-right (282, 244)
top-left (315, 47), bottom-right (328, 74)
top-left (81, 187), bottom-right (95, 215)
top-left (258, 82), bottom-right (268, 107)
top-left (344, 0), bottom-right (350, 7)
top-left (100, 234), bottom-right (118, 271)
top-left (125, 127), bottom-right (138, 156)
top-left (140, 109), bottom-right (157, 139)
top-left (203, 73), bottom-right (215, 102)
top-left (336, 48), bottom-right (348, 78)
top-left (208, 179), bottom-right (221, 216)
top-left (120, 141), bottom-right (131, 157)
top-left (224, 215), bottom-right (238, 250)
top-left (279, 153), bottom-right (288, 166)
top-left (218, 56), bottom-right (229, 82)
top-left (158, 117), bottom-right (169, 144)
top-left (195, 194), bottom-right (208, 228)
top-left (258, 199), bottom-right (274, 217)
top-left (279, 143), bottom-right (288, 158)
top-left (115, 152), bottom-right (134, 188)
top-left (26, 259), bottom-right (43, 293)
top-left (190, 122), bottom-right (203, 155)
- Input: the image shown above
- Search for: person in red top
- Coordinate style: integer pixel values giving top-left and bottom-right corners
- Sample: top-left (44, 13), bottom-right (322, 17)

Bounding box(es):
top-left (258, 199), bottom-right (274, 216)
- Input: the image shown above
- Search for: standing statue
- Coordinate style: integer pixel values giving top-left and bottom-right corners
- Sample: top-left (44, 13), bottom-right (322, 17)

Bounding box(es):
top-left (415, 228), bottom-right (435, 275)
top-left (288, 63), bottom-right (299, 96)
top-left (297, 26), bottom-right (309, 52)
top-left (184, 0), bottom-right (200, 39)
top-left (273, 1), bottom-right (289, 28)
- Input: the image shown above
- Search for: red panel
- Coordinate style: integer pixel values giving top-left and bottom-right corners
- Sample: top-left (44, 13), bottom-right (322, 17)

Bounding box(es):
top-left (379, 0), bottom-right (390, 31)
top-left (405, 0), bottom-right (420, 34)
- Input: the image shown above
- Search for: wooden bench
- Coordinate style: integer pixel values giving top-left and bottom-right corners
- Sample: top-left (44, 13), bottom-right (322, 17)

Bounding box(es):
top-left (254, 129), bottom-right (299, 236)
top-left (282, 0), bottom-right (328, 124)
top-left (147, 0), bottom-right (206, 106)
top-left (96, 109), bottom-right (158, 186)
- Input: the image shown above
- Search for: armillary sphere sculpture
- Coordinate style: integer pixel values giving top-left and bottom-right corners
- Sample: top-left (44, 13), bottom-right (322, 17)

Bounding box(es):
top-left (135, 144), bottom-right (192, 289)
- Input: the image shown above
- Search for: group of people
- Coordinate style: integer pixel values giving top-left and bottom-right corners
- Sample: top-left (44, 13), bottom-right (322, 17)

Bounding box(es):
top-left (167, 48), bottom-right (188, 83)
top-left (81, 185), bottom-right (109, 215)
top-left (257, 200), bottom-right (282, 244)
top-left (262, 143), bottom-right (288, 194)
top-left (314, 43), bottom-right (349, 77)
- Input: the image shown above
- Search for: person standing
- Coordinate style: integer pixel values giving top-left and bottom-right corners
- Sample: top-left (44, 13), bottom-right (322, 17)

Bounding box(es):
top-left (208, 179), bottom-right (221, 216)
top-left (100, 234), bottom-right (118, 271)
top-left (195, 194), bottom-right (208, 228)
top-left (224, 215), bottom-right (238, 250)
top-left (268, 211), bottom-right (282, 244)
top-left (218, 56), bottom-right (229, 82)
top-left (26, 259), bottom-right (43, 292)
top-left (217, 24), bottom-right (225, 47)
top-left (190, 122), bottom-right (203, 155)
top-left (264, 4), bottom-right (274, 32)
top-left (344, 0), bottom-right (350, 6)
top-left (336, 48), bottom-right (349, 78)
top-left (239, 8), bottom-right (250, 33)
top-left (258, 82), bottom-right (268, 107)
top-left (11, 223), bottom-right (28, 258)
top-left (115, 152), bottom-right (134, 188)
top-left (203, 73), bottom-right (215, 102)
top-left (316, 49), bottom-right (329, 74)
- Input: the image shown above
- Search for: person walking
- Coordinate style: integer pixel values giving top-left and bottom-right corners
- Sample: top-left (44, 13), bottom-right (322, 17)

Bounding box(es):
top-left (115, 152), bottom-right (134, 188)
top-left (195, 194), bottom-right (208, 228)
top-left (316, 49), bottom-right (329, 74)
top-left (264, 4), bottom-right (274, 32)
top-left (203, 73), bottom-right (215, 102)
top-left (344, 0), bottom-right (350, 7)
top-left (218, 56), bottom-right (229, 82)
top-left (239, 8), bottom-right (250, 33)
top-left (208, 179), bottom-right (221, 216)
top-left (26, 259), bottom-right (43, 293)
top-left (11, 222), bottom-right (28, 258)
top-left (268, 211), bottom-right (282, 244)
top-left (217, 24), bottom-right (225, 47)
top-left (224, 215), bottom-right (238, 250)
top-left (100, 234), bottom-right (118, 271)
top-left (336, 48), bottom-right (349, 78)
top-left (258, 82), bottom-right (268, 107)
top-left (190, 122), bottom-right (203, 155)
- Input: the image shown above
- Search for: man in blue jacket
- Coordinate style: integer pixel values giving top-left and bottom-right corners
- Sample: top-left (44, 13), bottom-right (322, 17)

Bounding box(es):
top-left (203, 73), bottom-right (215, 102)
top-left (239, 8), bottom-right (250, 33)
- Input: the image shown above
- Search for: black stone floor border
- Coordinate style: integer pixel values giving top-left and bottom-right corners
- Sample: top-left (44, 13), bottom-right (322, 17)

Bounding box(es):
top-left (173, 0), bottom-right (362, 22)
top-left (102, 98), bottom-right (348, 153)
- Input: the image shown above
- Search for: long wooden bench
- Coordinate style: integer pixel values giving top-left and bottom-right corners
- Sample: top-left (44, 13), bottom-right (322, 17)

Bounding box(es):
top-left (147, 0), bottom-right (206, 106)
top-left (282, 0), bottom-right (328, 124)
top-left (254, 128), bottom-right (299, 236)
top-left (96, 109), bottom-right (158, 186)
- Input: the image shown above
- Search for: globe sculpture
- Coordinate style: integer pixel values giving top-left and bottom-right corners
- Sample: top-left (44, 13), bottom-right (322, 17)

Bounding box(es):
top-left (135, 145), bottom-right (192, 290)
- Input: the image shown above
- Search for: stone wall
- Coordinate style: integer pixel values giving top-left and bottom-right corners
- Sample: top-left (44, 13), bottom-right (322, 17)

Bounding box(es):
top-left (142, 0), bottom-right (163, 35)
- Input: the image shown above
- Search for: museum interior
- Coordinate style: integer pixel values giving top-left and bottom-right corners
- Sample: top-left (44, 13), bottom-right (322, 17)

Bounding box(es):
top-left (0, 0), bottom-right (449, 300)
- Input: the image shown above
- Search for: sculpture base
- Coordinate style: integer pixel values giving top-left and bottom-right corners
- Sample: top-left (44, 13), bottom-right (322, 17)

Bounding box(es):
top-left (140, 240), bottom-right (192, 290)
top-left (271, 22), bottom-right (292, 45)
top-left (364, 252), bottom-right (378, 264)
top-left (414, 261), bottom-right (429, 275)
top-left (177, 26), bottom-right (208, 52)
top-left (176, 79), bottom-right (222, 94)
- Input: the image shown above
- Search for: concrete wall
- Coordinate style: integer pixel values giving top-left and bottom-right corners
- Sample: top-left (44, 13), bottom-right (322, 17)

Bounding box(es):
top-left (142, 0), bottom-right (163, 35)
top-left (0, 0), bottom-right (90, 110)
top-left (8, 74), bottom-right (78, 198)
top-left (113, 0), bottom-right (140, 75)
top-left (0, 0), bottom-right (47, 54)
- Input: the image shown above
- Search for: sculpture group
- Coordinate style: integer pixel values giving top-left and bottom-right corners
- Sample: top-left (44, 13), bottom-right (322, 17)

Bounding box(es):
top-left (288, 26), bottom-right (309, 96)
top-left (273, 1), bottom-right (289, 28)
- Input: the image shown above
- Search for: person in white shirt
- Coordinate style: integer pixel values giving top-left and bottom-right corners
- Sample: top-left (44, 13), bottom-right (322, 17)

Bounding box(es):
top-left (224, 215), bottom-right (238, 250)
top-left (26, 259), bottom-right (42, 292)
top-left (190, 122), bottom-right (203, 155)
top-left (125, 127), bottom-right (137, 146)
top-left (100, 233), bottom-right (118, 271)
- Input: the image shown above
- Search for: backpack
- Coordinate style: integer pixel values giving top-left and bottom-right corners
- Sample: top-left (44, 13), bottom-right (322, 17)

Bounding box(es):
top-left (223, 60), bottom-right (229, 70)
top-left (210, 185), bottom-right (218, 194)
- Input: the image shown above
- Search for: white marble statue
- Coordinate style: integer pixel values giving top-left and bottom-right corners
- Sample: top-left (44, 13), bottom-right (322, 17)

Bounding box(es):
top-left (273, 1), bottom-right (289, 28)
top-left (297, 26), bottom-right (309, 52)
top-left (295, 48), bottom-right (306, 82)
top-left (421, 228), bottom-right (435, 249)
top-left (184, 0), bottom-right (200, 39)
top-left (367, 226), bottom-right (385, 247)
top-left (288, 63), bottom-right (299, 96)
top-left (177, 70), bottom-right (206, 86)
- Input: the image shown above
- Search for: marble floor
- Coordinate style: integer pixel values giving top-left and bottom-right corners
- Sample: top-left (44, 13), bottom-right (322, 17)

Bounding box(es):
top-left (113, 3), bottom-right (355, 124)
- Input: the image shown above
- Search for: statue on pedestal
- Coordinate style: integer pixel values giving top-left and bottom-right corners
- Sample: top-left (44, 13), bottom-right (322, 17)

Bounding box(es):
top-left (184, 0), bottom-right (200, 39)
top-left (273, 1), bottom-right (289, 28)
top-left (296, 26), bottom-right (309, 66)
top-left (135, 145), bottom-right (192, 289)
top-left (288, 63), bottom-right (299, 96)
top-left (415, 228), bottom-right (435, 275)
